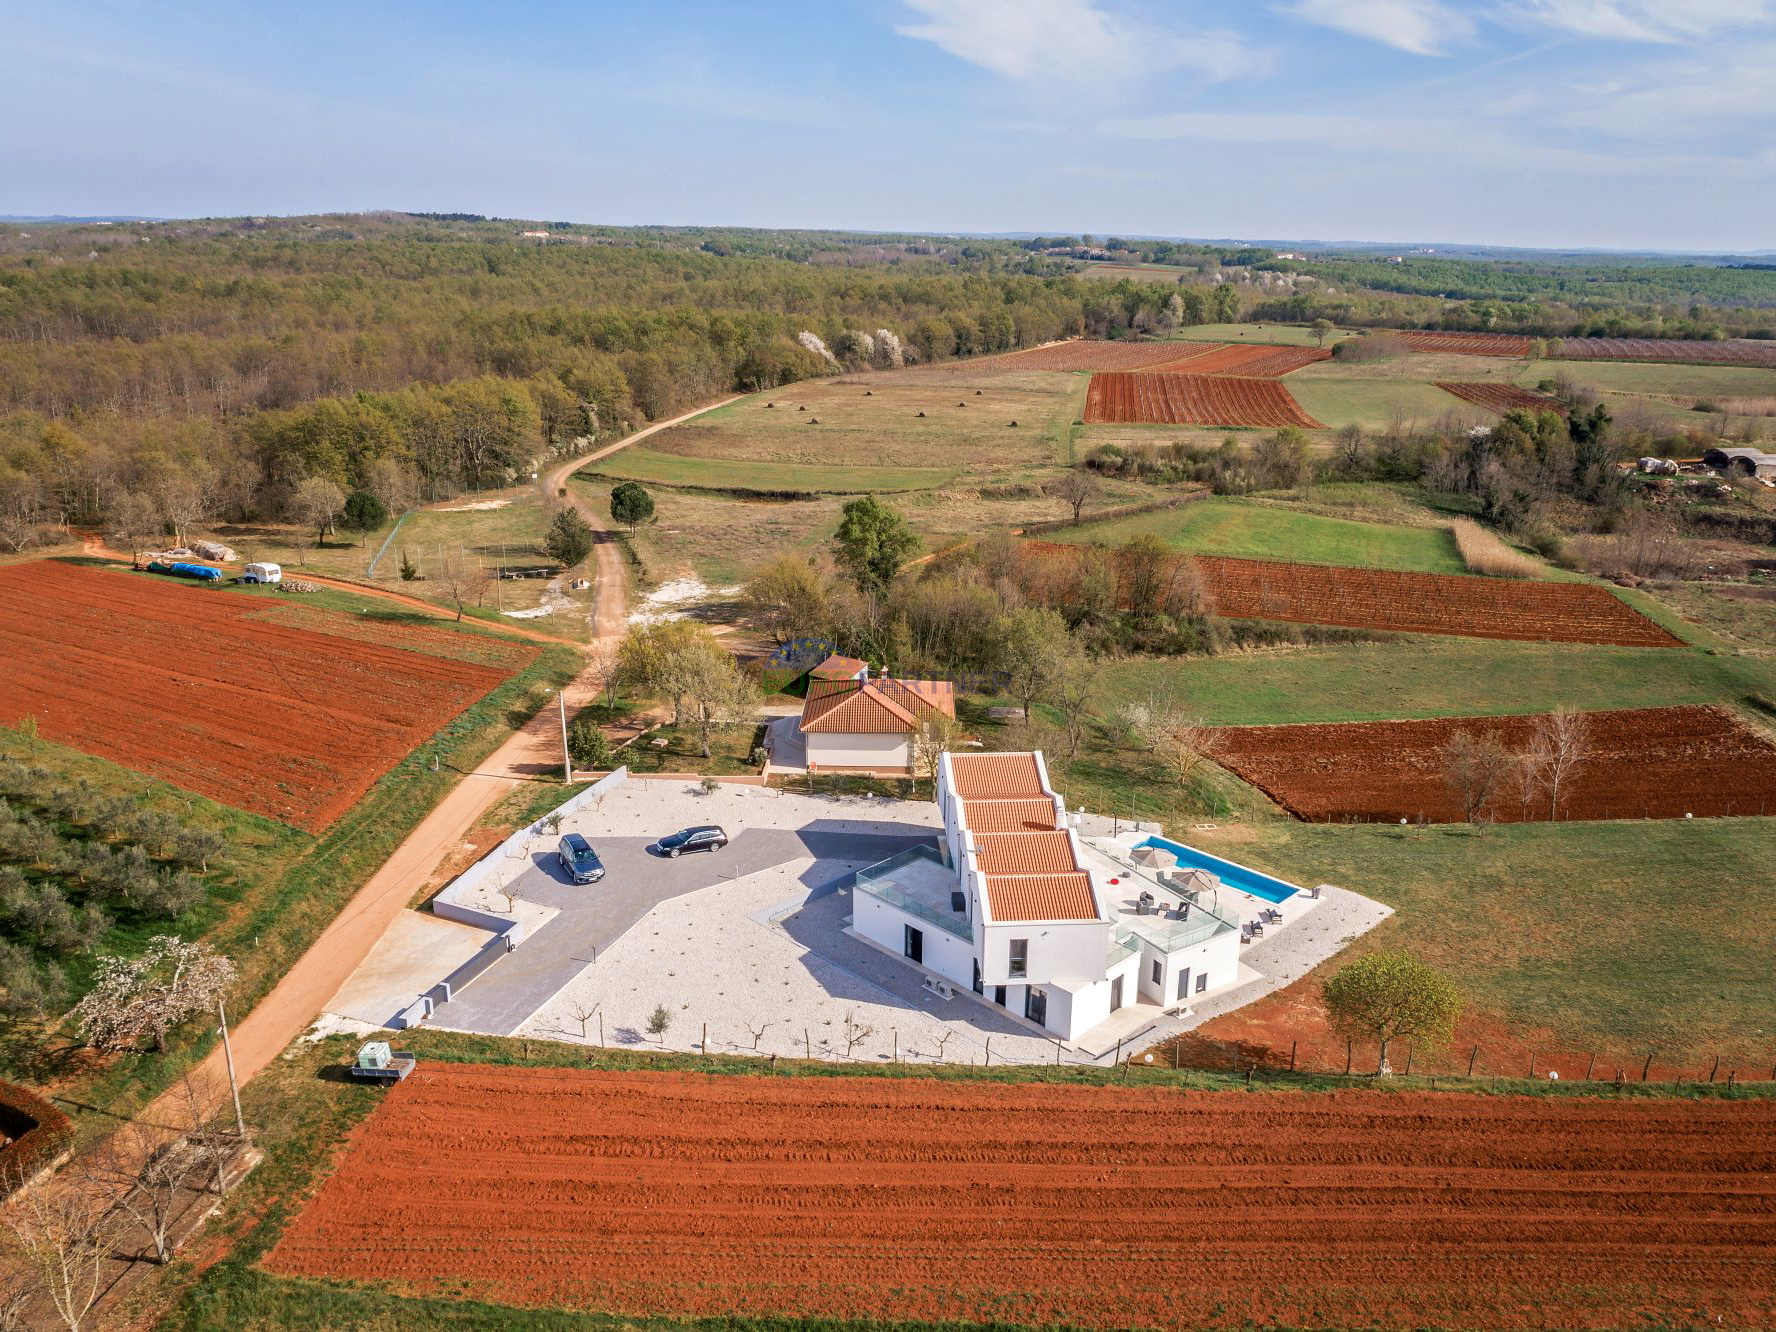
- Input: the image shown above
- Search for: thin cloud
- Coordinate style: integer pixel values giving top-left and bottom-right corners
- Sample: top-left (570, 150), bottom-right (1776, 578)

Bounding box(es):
top-left (1281, 0), bottom-right (1475, 55)
top-left (1505, 0), bottom-right (1776, 42)
top-left (894, 0), bottom-right (1255, 87)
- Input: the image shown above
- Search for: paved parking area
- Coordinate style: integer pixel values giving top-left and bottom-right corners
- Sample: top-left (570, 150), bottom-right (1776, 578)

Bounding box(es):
top-left (430, 819), bottom-right (933, 1035)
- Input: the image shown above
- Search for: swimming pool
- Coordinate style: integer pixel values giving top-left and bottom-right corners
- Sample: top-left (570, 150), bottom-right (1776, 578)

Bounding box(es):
top-left (1134, 836), bottom-right (1301, 905)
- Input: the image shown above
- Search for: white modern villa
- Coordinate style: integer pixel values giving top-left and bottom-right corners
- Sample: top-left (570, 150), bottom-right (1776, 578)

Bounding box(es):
top-left (849, 750), bottom-right (1302, 1043)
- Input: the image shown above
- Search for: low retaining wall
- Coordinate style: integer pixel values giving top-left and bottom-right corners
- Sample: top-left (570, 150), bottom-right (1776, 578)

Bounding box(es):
top-left (393, 767), bottom-right (631, 1028)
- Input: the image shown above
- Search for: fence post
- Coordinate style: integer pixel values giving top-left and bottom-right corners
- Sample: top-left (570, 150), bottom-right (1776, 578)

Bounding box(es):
top-left (1642, 1053), bottom-right (1653, 1082)
top-left (1708, 1055), bottom-right (1720, 1083)
top-left (1527, 1051), bottom-right (1536, 1078)
top-left (702, 1023), bottom-right (708, 1059)
top-left (985, 1037), bottom-right (992, 1067)
top-left (1727, 1070), bottom-right (1737, 1090)
top-left (805, 1028), bottom-right (811, 1059)
top-left (1289, 1041), bottom-right (1297, 1073)
top-left (893, 1029), bottom-right (898, 1064)
top-left (1232, 1043), bottom-right (1240, 1074)
top-left (1585, 1053), bottom-right (1596, 1080)
top-left (1244, 1069), bottom-right (1253, 1090)
top-left (1403, 1045), bottom-right (1413, 1077)
top-left (1114, 1037), bottom-right (1124, 1070)
top-left (1344, 1040), bottom-right (1353, 1075)
top-left (1173, 1036), bottom-right (1181, 1069)
top-left (1467, 1045), bottom-right (1478, 1077)
top-left (1054, 1040), bottom-right (1062, 1067)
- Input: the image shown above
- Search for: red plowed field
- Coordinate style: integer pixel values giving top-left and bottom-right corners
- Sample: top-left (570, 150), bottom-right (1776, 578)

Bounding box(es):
top-left (1017, 543), bottom-right (1679, 646)
top-left (1196, 554), bottom-right (1680, 646)
top-left (1554, 337), bottom-right (1776, 368)
top-left (1174, 343), bottom-right (1332, 376)
top-left (264, 1065), bottom-right (1776, 1329)
top-left (1398, 331), bottom-right (1534, 356)
top-left (1213, 704), bottom-right (1776, 823)
top-left (1085, 372), bottom-right (1323, 428)
top-left (1436, 381), bottom-right (1566, 415)
top-left (1001, 340), bottom-right (1218, 371)
top-left (0, 562), bottom-right (530, 830)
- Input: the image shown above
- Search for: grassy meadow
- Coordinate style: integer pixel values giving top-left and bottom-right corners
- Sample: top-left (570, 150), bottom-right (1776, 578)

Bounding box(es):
top-left (585, 448), bottom-right (958, 495)
top-left (1050, 495), bottom-right (1467, 573)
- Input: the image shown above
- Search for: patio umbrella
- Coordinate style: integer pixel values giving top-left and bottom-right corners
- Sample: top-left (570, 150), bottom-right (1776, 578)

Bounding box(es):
top-left (1130, 844), bottom-right (1177, 870)
top-left (1170, 867), bottom-right (1220, 898)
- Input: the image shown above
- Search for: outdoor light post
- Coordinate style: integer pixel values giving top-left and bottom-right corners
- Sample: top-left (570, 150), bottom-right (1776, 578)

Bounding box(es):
top-left (559, 690), bottom-right (571, 783)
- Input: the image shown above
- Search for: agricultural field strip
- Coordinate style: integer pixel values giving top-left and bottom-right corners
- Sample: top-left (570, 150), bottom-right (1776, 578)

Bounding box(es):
top-left (1435, 382), bottom-right (1566, 415)
top-left (582, 447), bottom-right (958, 494)
top-left (0, 563), bottom-right (526, 831)
top-left (264, 1066), bottom-right (1776, 1331)
top-left (1400, 330), bottom-right (1776, 367)
top-left (1019, 541), bottom-right (1678, 647)
top-left (1171, 344), bottom-right (1332, 377)
top-left (1210, 704), bottom-right (1776, 823)
top-left (1084, 372), bottom-right (1323, 429)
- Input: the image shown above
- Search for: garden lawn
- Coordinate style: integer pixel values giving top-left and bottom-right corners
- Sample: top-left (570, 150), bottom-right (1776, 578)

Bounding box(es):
top-left (1199, 815), bottom-right (1776, 1065)
top-left (1051, 497), bottom-right (1466, 573)
top-left (1097, 639), bottom-right (1776, 726)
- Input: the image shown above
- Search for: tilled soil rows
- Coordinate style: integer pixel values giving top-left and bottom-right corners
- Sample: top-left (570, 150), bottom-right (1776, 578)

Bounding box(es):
top-left (1017, 543), bottom-right (1679, 646)
top-left (0, 562), bottom-right (529, 830)
top-left (1555, 337), bottom-right (1776, 368)
top-left (1085, 372), bottom-right (1324, 428)
top-left (1197, 554), bottom-right (1680, 645)
top-left (1398, 331), bottom-right (1535, 356)
top-left (263, 1065), bottom-right (1776, 1329)
top-left (1212, 704), bottom-right (1776, 823)
top-left (1174, 344), bottom-right (1332, 376)
top-left (1436, 381), bottom-right (1567, 415)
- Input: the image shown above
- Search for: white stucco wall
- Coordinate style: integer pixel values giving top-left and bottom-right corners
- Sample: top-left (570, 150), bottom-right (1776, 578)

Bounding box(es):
top-left (806, 731), bottom-right (912, 771)
top-left (852, 891), bottom-right (976, 990)
top-left (1136, 929), bottom-right (1242, 1005)
top-left (978, 917), bottom-right (1108, 988)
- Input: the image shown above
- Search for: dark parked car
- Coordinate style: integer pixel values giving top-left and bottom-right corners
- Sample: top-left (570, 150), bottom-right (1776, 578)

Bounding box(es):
top-left (557, 833), bottom-right (605, 884)
top-left (654, 825), bottom-right (728, 858)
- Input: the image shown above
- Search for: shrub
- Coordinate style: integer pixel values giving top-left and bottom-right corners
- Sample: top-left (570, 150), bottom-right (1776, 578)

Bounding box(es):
top-left (1450, 519), bottom-right (1542, 579)
top-left (566, 716), bottom-right (612, 771)
top-left (0, 1077), bottom-right (74, 1198)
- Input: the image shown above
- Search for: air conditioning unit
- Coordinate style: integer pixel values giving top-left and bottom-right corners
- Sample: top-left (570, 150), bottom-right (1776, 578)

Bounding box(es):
top-left (921, 975), bottom-right (955, 1000)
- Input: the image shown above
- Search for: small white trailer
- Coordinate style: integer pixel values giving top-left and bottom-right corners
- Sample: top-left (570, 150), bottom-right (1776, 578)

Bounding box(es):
top-left (241, 562), bottom-right (282, 584)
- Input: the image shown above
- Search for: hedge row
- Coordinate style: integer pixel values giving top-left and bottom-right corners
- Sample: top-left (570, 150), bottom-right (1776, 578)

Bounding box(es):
top-left (0, 1077), bottom-right (73, 1198)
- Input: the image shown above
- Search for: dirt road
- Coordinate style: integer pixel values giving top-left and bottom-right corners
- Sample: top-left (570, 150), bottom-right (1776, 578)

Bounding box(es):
top-left (134, 397), bottom-right (739, 1124)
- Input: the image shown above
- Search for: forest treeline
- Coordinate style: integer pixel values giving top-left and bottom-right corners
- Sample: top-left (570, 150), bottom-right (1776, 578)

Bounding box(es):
top-left (0, 219), bottom-right (1096, 543)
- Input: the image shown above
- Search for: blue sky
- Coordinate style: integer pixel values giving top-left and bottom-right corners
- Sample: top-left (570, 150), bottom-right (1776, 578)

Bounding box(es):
top-left (5, 0), bottom-right (1775, 250)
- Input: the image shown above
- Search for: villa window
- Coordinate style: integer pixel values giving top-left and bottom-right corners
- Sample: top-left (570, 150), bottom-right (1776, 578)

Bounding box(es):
top-left (1196, 971), bottom-right (1208, 994)
top-left (1150, 958), bottom-right (1161, 985)
top-left (1008, 938), bottom-right (1028, 978)
top-left (951, 890), bottom-right (966, 914)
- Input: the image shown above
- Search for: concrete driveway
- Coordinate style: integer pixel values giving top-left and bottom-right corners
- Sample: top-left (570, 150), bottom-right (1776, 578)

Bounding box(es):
top-left (429, 825), bottom-right (934, 1036)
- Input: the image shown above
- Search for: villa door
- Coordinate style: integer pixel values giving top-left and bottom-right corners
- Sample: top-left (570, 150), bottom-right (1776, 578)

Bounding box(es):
top-left (1025, 987), bottom-right (1047, 1027)
top-left (1176, 968), bottom-right (1191, 1001)
top-left (904, 925), bottom-right (923, 964)
top-left (972, 959), bottom-right (983, 995)
top-left (1110, 976), bottom-right (1124, 1012)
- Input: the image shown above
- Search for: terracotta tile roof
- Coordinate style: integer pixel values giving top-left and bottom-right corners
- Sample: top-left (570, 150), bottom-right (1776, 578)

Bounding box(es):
top-left (801, 676), bottom-right (954, 734)
top-left (963, 798), bottom-right (1059, 834)
top-left (800, 680), bottom-right (917, 734)
top-left (984, 872), bottom-right (1098, 923)
top-left (975, 831), bottom-right (1078, 876)
top-left (810, 654), bottom-right (869, 680)
top-left (948, 752), bottom-right (1045, 800)
top-left (878, 676), bottom-right (956, 718)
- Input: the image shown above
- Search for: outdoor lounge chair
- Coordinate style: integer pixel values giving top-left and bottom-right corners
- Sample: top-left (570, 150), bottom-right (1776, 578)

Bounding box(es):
top-left (1240, 924), bottom-right (1253, 943)
top-left (1249, 920), bottom-right (1265, 937)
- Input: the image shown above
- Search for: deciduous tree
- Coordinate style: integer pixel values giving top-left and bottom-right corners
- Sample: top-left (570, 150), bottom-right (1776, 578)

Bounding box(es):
top-left (72, 936), bottom-right (236, 1055)
top-left (1441, 730), bottom-right (1514, 825)
top-left (1322, 950), bottom-right (1460, 1076)
top-left (834, 496), bottom-right (919, 602)
top-left (1046, 469), bottom-right (1102, 526)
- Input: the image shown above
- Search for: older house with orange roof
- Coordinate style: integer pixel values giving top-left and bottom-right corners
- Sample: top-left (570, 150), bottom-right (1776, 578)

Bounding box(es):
top-left (849, 749), bottom-right (1246, 1041)
top-left (796, 658), bottom-right (955, 775)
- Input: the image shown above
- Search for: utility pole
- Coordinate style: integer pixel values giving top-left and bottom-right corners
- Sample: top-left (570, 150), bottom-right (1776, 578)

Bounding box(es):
top-left (217, 999), bottom-right (246, 1137)
top-left (559, 690), bottom-right (571, 783)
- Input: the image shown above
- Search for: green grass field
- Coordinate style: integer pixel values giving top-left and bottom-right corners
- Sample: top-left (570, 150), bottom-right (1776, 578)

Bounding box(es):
top-left (1533, 360), bottom-right (1776, 402)
top-left (1287, 376), bottom-right (1481, 431)
top-left (1096, 637), bottom-right (1776, 726)
top-left (1215, 814), bottom-right (1776, 1062)
top-left (1049, 496), bottom-right (1466, 573)
top-left (582, 447), bottom-right (957, 495)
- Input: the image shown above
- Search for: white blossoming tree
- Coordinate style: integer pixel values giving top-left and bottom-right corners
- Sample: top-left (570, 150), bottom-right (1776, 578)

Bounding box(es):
top-left (73, 936), bottom-right (237, 1054)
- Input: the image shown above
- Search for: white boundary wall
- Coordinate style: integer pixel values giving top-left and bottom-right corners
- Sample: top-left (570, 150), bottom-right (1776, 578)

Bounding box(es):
top-left (391, 767), bottom-right (630, 1027)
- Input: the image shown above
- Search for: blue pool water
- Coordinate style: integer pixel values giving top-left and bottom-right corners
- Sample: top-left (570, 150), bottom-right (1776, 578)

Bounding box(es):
top-left (1135, 836), bottom-right (1300, 904)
